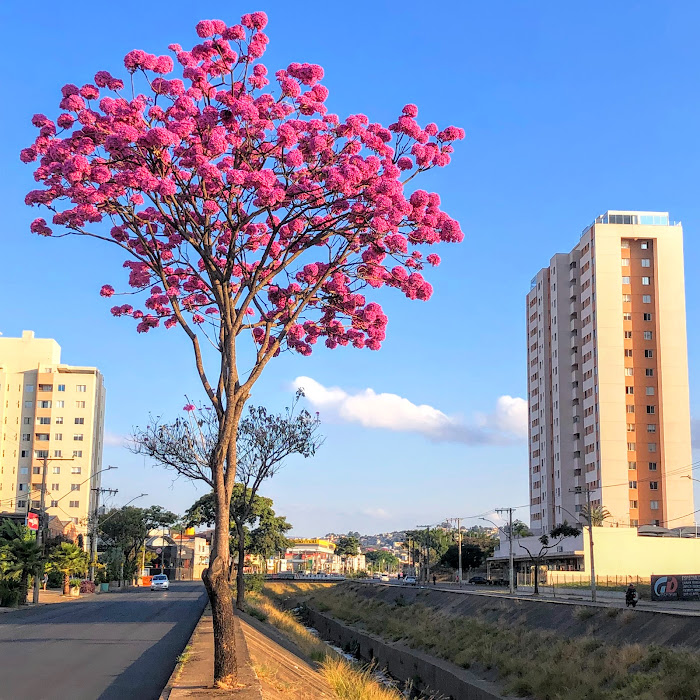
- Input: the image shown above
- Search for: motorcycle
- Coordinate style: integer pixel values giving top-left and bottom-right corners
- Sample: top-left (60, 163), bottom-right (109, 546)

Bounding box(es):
top-left (625, 589), bottom-right (638, 608)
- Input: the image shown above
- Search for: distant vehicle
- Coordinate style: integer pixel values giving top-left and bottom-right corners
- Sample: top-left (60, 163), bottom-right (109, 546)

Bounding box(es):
top-left (488, 578), bottom-right (509, 586)
top-left (403, 576), bottom-right (417, 586)
top-left (151, 574), bottom-right (169, 591)
top-left (372, 572), bottom-right (382, 579)
top-left (380, 574), bottom-right (390, 582)
top-left (468, 576), bottom-right (488, 585)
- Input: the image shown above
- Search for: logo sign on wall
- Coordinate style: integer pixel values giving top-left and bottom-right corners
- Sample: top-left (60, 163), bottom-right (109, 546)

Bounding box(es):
top-left (651, 574), bottom-right (700, 601)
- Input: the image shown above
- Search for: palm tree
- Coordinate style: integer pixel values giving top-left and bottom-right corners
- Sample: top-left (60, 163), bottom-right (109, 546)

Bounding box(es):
top-left (48, 542), bottom-right (88, 595)
top-left (581, 506), bottom-right (611, 527)
top-left (0, 521), bottom-right (42, 605)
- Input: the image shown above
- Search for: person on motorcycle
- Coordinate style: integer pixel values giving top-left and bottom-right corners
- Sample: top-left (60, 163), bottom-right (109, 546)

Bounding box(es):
top-left (626, 583), bottom-right (637, 607)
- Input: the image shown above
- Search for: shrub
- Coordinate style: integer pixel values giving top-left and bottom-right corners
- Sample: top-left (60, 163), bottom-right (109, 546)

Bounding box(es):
top-left (80, 580), bottom-right (96, 594)
top-left (0, 580), bottom-right (22, 607)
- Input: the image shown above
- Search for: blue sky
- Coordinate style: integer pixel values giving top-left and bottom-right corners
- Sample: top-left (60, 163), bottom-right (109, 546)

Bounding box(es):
top-left (2, 1), bottom-right (700, 535)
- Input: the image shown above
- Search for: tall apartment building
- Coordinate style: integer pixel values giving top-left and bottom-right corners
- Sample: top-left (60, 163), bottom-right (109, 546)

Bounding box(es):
top-left (527, 211), bottom-right (694, 534)
top-left (0, 331), bottom-right (106, 541)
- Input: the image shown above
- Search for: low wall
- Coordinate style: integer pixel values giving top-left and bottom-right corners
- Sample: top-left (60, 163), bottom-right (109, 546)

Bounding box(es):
top-left (305, 607), bottom-right (506, 700)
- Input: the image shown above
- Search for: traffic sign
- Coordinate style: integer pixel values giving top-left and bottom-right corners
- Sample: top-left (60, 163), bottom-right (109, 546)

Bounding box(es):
top-left (26, 513), bottom-right (39, 531)
top-left (156, 547), bottom-right (162, 554)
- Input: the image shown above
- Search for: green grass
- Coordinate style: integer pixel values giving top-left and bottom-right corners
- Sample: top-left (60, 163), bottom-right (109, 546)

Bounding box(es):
top-left (300, 583), bottom-right (700, 700)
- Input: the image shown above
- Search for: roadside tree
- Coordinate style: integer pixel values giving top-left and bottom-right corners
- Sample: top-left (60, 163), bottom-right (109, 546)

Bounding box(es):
top-left (365, 550), bottom-right (399, 573)
top-left (22, 12), bottom-right (464, 685)
top-left (0, 521), bottom-right (42, 605)
top-left (440, 543), bottom-right (486, 573)
top-left (48, 542), bottom-right (88, 595)
top-left (519, 523), bottom-right (580, 595)
top-left (99, 505), bottom-right (177, 581)
top-left (139, 393), bottom-right (319, 609)
top-left (334, 535), bottom-right (360, 572)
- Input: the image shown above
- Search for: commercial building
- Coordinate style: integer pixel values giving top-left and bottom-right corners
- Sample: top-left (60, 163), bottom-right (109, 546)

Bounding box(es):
top-left (0, 331), bottom-right (106, 542)
top-left (527, 212), bottom-right (694, 534)
top-left (284, 538), bottom-right (366, 574)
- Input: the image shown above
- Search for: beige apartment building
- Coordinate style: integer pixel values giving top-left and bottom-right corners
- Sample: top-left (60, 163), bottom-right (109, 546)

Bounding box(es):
top-left (527, 211), bottom-right (694, 534)
top-left (0, 331), bottom-right (106, 542)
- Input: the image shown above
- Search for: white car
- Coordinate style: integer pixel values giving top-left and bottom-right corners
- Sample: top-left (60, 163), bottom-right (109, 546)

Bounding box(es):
top-left (403, 576), bottom-right (417, 586)
top-left (151, 574), bottom-right (169, 591)
top-left (380, 574), bottom-right (390, 582)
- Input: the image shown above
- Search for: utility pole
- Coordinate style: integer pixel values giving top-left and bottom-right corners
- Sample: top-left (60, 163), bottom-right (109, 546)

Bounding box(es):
top-left (585, 487), bottom-right (597, 603)
top-left (417, 524), bottom-right (431, 583)
top-left (495, 508), bottom-right (515, 594)
top-left (568, 486), bottom-right (597, 602)
top-left (89, 487), bottom-right (118, 581)
top-left (447, 517), bottom-right (463, 586)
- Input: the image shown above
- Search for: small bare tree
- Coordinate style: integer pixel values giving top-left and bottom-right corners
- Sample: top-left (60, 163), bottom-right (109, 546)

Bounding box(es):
top-left (519, 522), bottom-right (580, 595)
top-left (132, 390), bottom-right (322, 608)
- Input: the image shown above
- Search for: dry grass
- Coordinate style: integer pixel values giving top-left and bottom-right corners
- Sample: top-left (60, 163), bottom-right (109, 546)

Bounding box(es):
top-left (304, 584), bottom-right (700, 700)
top-left (245, 588), bottom-right (401, 700)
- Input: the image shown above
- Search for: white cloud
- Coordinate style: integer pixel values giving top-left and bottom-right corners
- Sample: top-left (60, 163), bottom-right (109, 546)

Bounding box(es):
top-left (104, 431), bottom-right (130, 448)
top-left (293, 376), bottom-right (527, 446)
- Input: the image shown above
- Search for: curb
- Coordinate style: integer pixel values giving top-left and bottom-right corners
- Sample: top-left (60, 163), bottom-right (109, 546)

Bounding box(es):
top-left (159, 604), bottom-right (262, 699)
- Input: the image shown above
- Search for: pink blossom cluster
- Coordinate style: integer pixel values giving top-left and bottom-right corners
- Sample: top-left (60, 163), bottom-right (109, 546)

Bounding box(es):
top-left (22, 12), bottom-right (464, 356)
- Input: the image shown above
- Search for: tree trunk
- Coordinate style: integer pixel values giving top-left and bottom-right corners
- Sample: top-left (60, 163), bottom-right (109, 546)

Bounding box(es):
top-left (533, 563), bottom-right (539, 595)
top-left (63, 573), bottom-right (70, 596)
top-left (202, 482), bottom-right (237, 688)
top-left (20, 572), bottom-right (30, 605)
top-left (236, 523), bottom-right (246, 611)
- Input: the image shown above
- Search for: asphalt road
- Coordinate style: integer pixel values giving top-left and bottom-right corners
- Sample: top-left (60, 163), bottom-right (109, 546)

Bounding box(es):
top-left (0, 581), bottom-right (208, 700)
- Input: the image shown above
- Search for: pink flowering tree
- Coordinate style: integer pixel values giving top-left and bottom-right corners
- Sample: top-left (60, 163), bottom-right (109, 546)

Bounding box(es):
top-left (22, 12), bottom-right (464, 686)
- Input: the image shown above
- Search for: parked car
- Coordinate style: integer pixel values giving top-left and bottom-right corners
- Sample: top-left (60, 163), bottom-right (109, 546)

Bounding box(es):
top-left (488, 578), bottom-right (509, 586)
top-left (380, 574), bottom-right (390, 582)
top-left (468, 576), bottom-right (489, 585)
top-left (150, 574), bottom-right (169, 591)
top-left (403, 576), bottom-right (417, 586)
top-left (372, 572), bottom-right (382, 579)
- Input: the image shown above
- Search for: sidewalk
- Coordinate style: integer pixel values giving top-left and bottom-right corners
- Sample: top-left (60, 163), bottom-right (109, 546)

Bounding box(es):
top-left (0, 588), bottom-right (95, 614)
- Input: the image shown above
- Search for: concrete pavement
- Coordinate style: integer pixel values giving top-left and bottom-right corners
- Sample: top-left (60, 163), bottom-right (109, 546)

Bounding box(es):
top-left (0, 581), bottom-right (207, 700)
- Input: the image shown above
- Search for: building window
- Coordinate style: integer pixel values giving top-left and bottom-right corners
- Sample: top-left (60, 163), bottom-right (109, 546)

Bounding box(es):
top-left (650, 500), bottom-right (659, 510)
top-left (627, 443), bottom-right (636, 451)
top-left (625, 368), bottom-right (634, 376)
top-left (73, 450), bottom-right (83, 458)
top-left (53, 450), bottom-right (62, 457)
top-left (641, 242), bottom-right (649, 249)
top-left (71, 466), bottom-right (82, 474)
top-left (52, 467), bottom-right (60, 474)
top-left (643, 313), bottom-right (652, 321)
top-left (20, 450), bottom-right (28, 458)
top-left (21, 434), bottom-right (31, 442)
top-left (623, 313), bottom-right (632, 321)
top-left (641, 259), bottom-right (651, 267)
top-left (621, 240), bottom-right (630, 249)
top-left (627, 423), bottom-right (635, 432)
top-left (630, 500), bottom-right (638, 509)
top-left (629, 480), bottom-right (638, 489)
top-left (32, 466), bottom-right (41, 474)
top-left (626, 387), bottom-right (634, 395)
top-left (641, 277), bottom-right (650, 286)
top-left (73, 434), bottom-right (84, 441)
top-left (649, 462), bottom-right (657, 471)
top-left (622, 276), bottom-right (630, 285)
top-left (51, 483), bottom-right (59, 490)
top-left (39, 401), bottom-right (51, 409)
top-left (74, 417), bottom-right (85, 425)
top-left (69, 500), bottom-right (80, 508)
top-left (57, 384), bottom-right (66, 392)
top-left (36, 434), bottom-right (49, 442)
top-left (55, 417), bottom-right (63, 424)
top-left (646, 387), bottom-right (655, 395)
top-left (55, 433), bottom-right (62, 441)
top-left (626, 405), bottom-right (635, 413)
top-left (650, 481), bottom-right (658, 490)
top-left (17, 501), bottom-right (26, 509)
top-left (643, 331), bottom-right (653, 340)
top-left (75, 401), bottom-right (86, 409)
top-left (38, 384), bottom-right (53, 392)
top-left (23, 417), bottom-right (31, 425)
top-left (649, 443), bottom-right (657, 452)
top-left (70, 484), bottom-right (80, 491)
top-left (20, 467), bottom-right (29, 475)
top-left (24, 401), bottom-right (33, 408)
top-left (76, 385), bottom-right (87, 393)
top-left (646, 369), bottom-right (654, 377)
top-left (623, 294), bottom-right (632, 302)
top-left (642, 295), bottom-right (651, 303)
top-left (645, 350), bottom-right (654, 358)
top-left (625, 349), bottom-right (633, 357)
top-left (621, 258), bottom-right (630, 267)
top-left (37, 417), bottom-right (50, 425)
top-left (55, 400), bottom-right (65, 408)
top-left (647, 424), bottom-right (656, 433)
top-left (50, 500), bottom-right (59, 508)
top-left (35, 450), bottom-right (49, 459)
top-left (628, 461), bottom-right (637, 470)
top-left (647, 405), bottom-right (655, 414)
top-left (624, 331), bottom-right (632, 339)
top-left (25, 385), bottom-right (34, 393)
